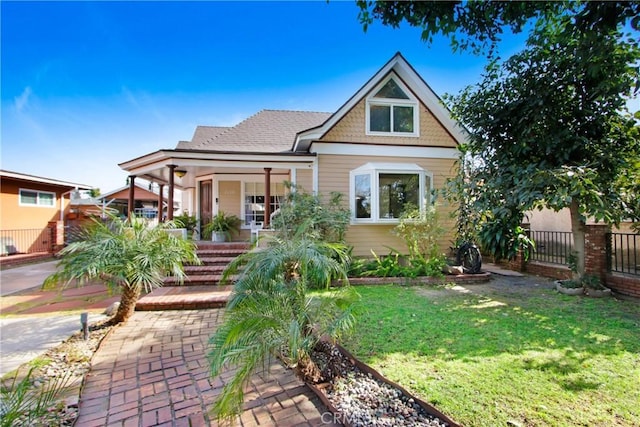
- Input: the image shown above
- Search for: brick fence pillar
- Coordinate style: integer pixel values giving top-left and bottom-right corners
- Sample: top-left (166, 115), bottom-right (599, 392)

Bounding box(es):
top-left (584, 224), bottom-right (609, 281)
top-left (47, 221), bottom-right (65, 253)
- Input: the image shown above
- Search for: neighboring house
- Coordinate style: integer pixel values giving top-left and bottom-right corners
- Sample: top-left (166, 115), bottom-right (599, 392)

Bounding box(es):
top-left (528, 208), bottom-right (636, 234)
top-left (92, 182), bottom-right (180, 220)
top-left (0, 169), bottom-right (91, 256)
top-left (119, 53), bottom-right (465, 256)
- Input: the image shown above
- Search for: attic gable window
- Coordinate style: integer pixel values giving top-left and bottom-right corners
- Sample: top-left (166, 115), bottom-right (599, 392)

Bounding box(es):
top-left (366, 76), bottom-right (419, 137)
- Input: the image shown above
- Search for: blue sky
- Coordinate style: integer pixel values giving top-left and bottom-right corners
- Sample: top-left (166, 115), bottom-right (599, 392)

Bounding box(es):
top-left (1, 1), bottom-right (528, 192)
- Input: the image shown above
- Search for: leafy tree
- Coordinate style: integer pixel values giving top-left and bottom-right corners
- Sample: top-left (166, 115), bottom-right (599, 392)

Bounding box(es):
top-left (359, 1), bottom-right (640, 278)
top-left (44, 215), bottom-right (200, 324)
top-left (447, 9), bottom-right (639, 276)
top-left (357, 1), bottom-right (640, 57)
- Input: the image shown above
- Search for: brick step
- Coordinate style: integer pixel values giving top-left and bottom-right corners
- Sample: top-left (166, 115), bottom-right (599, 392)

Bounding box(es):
top-left (136, 285), bottom-right (233, 311)
top-left (195, 242), bottom-right (250, 251)
top-left (165, 274), bottom-right (236, 286)
top-left (196, 249), bottom-right (248, 257)
top-left (184, 265), bottom-right (226, 275)
top-left (197, 256), bottom-right (238, 266)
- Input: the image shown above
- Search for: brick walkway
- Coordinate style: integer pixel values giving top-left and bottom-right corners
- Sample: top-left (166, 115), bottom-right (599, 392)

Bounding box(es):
top-left (75, 309), bottom-right (340, 426)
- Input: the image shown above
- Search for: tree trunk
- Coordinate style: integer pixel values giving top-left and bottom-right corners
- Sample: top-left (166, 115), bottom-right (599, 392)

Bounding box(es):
top-left (569, 200), bottom-right (586, 281)
top-left (110, 284), bottom-right (141, 324)
top-left (295, 354), bottom-right (323, 384)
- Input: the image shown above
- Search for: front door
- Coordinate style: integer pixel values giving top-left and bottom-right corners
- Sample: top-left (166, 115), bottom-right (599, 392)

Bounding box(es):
top-left (199, 180), bottom-right (212, 239)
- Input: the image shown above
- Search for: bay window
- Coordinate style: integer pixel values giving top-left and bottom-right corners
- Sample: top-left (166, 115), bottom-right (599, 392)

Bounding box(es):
top-left (350, 163), bottom-right (431, 223)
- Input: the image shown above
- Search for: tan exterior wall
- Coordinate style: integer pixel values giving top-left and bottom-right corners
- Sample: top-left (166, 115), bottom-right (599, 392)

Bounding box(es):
top-left (0, 178), bottom-right (72, 254)
top-left (0, 179), bottom-right (68, 230)
top-left (316, 154), bottom-right (457, 257)
top-left (217, 181), bottom-right (241, 218)
top-left (295, 168), bottom-right (313, 193)
top-left (322, 98), bottom-right (457, 148)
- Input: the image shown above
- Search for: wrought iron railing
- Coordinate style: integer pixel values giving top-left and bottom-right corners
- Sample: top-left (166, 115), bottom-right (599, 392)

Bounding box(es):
top-left (0, 228), bottom-right (53, 255)
top-left (528, 230), bottom-right (573, 266)
top-left (608, 232), bottom-right (639, 276)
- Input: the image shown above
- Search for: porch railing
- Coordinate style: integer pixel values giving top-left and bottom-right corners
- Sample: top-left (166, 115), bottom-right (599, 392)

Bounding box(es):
top-left (529, 230), bottom-right (573, 266)
top-left (0, 228), bottom-right (53, 255)
top-left (608, 232), bottom-right (640, 276)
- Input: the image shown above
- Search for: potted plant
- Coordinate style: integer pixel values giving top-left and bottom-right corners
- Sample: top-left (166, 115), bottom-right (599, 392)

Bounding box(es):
top-left (174, 212), bottom-right (198, 239)
top-left (581, 274), bottom-right (612, 298)
top-left (554, 278), bottom-right (584, 295)
top-left (204, 211), bottom-right (241, 242)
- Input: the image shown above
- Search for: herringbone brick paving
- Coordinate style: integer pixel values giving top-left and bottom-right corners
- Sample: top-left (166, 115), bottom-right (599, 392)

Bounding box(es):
top-left (76, 309), bottom-right (340, 426)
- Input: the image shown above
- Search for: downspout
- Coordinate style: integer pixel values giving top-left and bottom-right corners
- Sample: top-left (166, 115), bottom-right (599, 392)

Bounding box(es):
top-left (312, 158), bottom-right (319, 195)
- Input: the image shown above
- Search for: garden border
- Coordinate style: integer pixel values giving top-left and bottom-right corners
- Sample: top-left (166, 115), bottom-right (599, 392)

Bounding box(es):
top-left (307, 342), bottom-right (462, 427)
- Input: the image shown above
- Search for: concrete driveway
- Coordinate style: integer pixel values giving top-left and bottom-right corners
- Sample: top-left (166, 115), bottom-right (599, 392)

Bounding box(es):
top-left (0, 261), bottom-right (110, 376)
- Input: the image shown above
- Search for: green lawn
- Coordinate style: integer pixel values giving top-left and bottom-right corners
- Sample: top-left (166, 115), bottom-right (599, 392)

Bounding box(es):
top-left (341, 280), bottom-right (640, 427)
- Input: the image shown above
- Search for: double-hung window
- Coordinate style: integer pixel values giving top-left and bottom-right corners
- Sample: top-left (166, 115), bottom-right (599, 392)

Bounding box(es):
top-left (350, 163), bottom-right (431, 223)
top-left (243, 182), bottom-right (285, 225)
top-left (19, 189), bottom-right (56, 207)
top-left (366, 76), bottom-right (419, 136)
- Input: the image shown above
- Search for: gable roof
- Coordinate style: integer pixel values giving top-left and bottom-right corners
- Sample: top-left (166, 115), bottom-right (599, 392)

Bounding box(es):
top-left (293, 52), bottom-right (467, 152)
top-left (178, 110), bottom-right (331, 153)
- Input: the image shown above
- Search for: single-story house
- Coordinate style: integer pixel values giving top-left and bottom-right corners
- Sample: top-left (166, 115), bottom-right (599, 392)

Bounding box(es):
top-left (119, 52), bottom-right (465, 256)
top-left (69, 182), bottom-right (180, 222)
top-left (0, 169), bottom-right (91, 255)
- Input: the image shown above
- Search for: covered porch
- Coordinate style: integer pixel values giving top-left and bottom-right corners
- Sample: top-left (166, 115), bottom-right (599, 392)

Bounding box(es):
top-left (118, 149), bottom-right (317, 240)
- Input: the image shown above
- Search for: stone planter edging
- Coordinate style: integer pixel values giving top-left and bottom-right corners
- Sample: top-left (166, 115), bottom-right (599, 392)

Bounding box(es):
top-left (554, 280), bottom-right (584, 296)
top-left (345, 272), bottom-right (491, 286)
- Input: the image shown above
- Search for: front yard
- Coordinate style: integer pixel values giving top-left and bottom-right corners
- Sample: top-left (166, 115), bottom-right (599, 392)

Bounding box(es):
top-left (342, 277), bottom-right (640, 427)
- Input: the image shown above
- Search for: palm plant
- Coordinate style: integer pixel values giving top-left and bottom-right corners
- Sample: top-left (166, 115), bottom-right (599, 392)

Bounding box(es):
top-left (208, 234), bottom-right (359, 421)
top-left (1, 367), bottom-right (71, 427)
top-left (44, 215), bottom-right (200, 324)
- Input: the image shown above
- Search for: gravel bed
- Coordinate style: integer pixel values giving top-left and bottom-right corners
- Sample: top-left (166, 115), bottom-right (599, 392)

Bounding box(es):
top-left (312, 341), bottom-right (450, 427)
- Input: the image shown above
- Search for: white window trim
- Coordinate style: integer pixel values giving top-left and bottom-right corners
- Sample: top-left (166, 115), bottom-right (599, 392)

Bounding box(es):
top-left (19, 188), bottom-right (56, 208)
top-left (241, 180), bottom-right (287, 229)
top-left (365, 75), bottom-right (420, 137)
top-left (349, 163), bottom-right (432, 224)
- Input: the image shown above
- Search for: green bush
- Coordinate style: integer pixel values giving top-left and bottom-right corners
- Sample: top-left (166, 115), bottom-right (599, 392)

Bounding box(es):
top-left (270, 183), bottom-right (350, 243)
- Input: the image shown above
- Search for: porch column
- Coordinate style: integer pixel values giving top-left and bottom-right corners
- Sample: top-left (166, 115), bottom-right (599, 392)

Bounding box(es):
top-left (157, 184), bottom-right (165, 222)
top-left (167, 165), bottom-right (176, 221)
top-left (264, 167), bottom-right (272, 227)
top-left (127, 175), bottom-right (136, 219)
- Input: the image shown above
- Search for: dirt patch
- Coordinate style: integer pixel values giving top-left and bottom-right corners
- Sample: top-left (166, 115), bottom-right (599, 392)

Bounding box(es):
top-left (414, 273), bottom-right (557, 300)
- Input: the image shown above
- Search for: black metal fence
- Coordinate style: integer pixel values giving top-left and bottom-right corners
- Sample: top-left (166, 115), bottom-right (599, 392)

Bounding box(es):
top-left (529, 230), bottom-right (573, 266)
top-left (609, 232), bottom-right (639, 276)
top-left (0, 228), bottom-right (53, 255)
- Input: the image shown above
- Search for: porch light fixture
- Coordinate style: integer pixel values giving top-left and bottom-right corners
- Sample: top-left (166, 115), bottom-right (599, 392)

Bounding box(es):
top-left (174, 169), bottom-right (187, 178)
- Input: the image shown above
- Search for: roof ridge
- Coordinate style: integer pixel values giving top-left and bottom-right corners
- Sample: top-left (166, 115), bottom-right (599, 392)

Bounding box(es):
top-left (260, 108), bottom-right (333, 115)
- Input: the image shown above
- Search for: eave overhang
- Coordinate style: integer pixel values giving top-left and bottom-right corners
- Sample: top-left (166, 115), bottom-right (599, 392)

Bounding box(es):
top-left (118, 149), bottom-right (317, 188)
